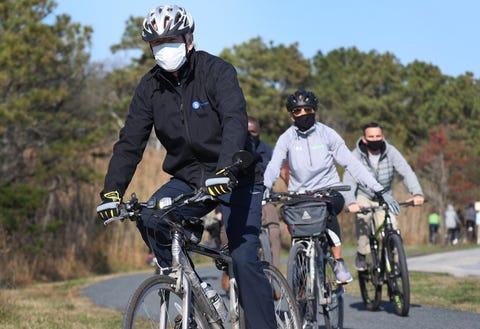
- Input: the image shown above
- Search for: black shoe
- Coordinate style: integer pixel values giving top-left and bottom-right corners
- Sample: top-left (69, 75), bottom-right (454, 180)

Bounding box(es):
top-left (355, 253), bottom-right (367, 271)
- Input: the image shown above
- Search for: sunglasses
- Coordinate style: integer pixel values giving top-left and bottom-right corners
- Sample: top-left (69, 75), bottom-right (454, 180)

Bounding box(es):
top-left (290, 107), bottom-right (315, 117)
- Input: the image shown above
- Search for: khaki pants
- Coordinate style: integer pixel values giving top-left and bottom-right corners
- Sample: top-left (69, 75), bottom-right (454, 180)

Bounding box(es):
top-left (356, 194), bottom-right (398, 255)
top-left (262, 202), bottom-right (281, 269)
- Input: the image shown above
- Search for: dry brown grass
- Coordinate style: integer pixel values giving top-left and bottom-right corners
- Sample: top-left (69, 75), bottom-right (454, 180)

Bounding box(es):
top-left (0, 275), bottom-right (122, 328)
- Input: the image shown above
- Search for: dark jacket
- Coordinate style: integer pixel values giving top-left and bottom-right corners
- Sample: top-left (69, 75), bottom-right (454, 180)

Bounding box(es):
top-left (255, 139), bottom-right (273, 179)
top-left (103, 49), bottom-right (250, 195)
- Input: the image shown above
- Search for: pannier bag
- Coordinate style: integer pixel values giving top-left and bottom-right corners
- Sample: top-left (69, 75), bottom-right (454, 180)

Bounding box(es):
top-left (281, 201), bottom-right (328, 238)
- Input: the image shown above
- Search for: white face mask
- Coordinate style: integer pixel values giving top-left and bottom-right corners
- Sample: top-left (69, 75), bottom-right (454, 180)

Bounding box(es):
top-left (152, 43), bottom-right (187, 72)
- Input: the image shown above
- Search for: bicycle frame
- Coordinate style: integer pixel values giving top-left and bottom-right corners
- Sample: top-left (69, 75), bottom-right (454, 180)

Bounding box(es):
top-left (164, 208), bottom-right (252, 329)
top-left (168, 229), bottom-right (226, 328)
top-left (369, 210), bottom-right (388, 274)
top-left (367, 205), bottom-right (403, 280)
top-left (185, 239), bottom-right (243, 327)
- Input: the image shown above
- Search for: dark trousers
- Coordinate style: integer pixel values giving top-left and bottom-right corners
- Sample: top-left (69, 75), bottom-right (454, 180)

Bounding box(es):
top-left (429, 224), bottom-right (439, 244)
top-left (136, 178), bottom-right (277, 329)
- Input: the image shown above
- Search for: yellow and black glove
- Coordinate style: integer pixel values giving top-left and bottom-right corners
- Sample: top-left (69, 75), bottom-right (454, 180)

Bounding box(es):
top-left (96, 191), bottom-right (121, 221)
top-left (205, 169), bottom-right (237, 197)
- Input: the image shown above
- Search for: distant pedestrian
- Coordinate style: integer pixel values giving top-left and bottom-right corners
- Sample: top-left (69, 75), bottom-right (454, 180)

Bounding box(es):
top-left (465, 203), bottom-right (476, 243)
top-left (476, 210), bottom-right (480, 245)
top-left (428, 212), bottom-right (440, 245)
top-left (445, 204), bottom-right (460, 245)
top-left (456, 208), bottom-right (464, 242)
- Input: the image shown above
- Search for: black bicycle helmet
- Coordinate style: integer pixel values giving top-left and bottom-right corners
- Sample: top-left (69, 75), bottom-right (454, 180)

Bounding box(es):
top-left (286, 89), bottom-right (319, 112)
top-left (142, 5), bottom-right (195, 42)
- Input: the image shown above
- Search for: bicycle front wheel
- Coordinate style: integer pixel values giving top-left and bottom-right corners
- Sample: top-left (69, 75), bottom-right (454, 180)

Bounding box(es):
top-left (320, 252), bottom-right (344, 329)
top-left (385, 234), bottom-right (410, 316)
top-left (287, 242), bottom-right (315, 327)
top-left (123, 275), bottom-right (209, 329)
top-left (262, 262), bottom-right (302, 329)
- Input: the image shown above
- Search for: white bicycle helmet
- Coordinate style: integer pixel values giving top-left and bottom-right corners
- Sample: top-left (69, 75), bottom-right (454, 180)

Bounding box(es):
top-left (142, 5), bottom-right (194, 42)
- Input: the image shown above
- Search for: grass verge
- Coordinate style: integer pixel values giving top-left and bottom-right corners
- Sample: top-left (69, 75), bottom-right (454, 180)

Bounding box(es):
top-left (0, 276), bottom-right (122, 329)
top-left (342, 243), bottom-right (480, 314)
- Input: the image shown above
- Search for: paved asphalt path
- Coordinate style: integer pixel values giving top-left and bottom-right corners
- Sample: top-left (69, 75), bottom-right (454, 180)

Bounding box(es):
top-left (83, 248), bottom-right (480, 328)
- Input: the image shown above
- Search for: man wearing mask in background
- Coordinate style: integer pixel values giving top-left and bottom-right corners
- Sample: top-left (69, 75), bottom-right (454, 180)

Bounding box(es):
top-left (344, 122), bottom-right (424, 271)
top-left (96, 5), bottom-right (277, 328)
top-left (248, 116), bottom-right (282, 270)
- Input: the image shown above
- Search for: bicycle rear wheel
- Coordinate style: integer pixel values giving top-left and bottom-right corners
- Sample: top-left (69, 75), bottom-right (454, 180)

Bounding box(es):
top-left (358, 248), bottom-right (382, 311)
top-left (320, 251), bottom-right (344, 329)
top-left (123, 275), bottom-right (209, 329)
top-left (385, 234), bottom-right (410, 316)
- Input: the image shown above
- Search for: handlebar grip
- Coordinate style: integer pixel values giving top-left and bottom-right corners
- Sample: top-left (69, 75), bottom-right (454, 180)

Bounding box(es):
top-left (331, 185), bottom-right (351, 191)
top-left (103, 215), bottom-right (124, 226)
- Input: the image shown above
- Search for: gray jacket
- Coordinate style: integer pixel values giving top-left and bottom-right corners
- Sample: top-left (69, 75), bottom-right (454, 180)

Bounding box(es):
top-left (343, 137), bottom-right (423, 204)
top-left (263, 122), bottom-right (384, 194)
top-left (445, 204), bottom-right (459, 229)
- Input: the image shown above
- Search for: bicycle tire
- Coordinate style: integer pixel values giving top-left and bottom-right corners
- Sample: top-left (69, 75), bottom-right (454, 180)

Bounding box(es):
top-left (385, 234), bottom-right (410, 316)
top-left (286, 242), bottom-right (315, 327)
top-left (122, 275), bottom-right (210, 329)
top-left (262, 261), bottom-right (302, 329)
top-left (358, 240), bottom-right (382, 311)
top-left (319, 246), bottom-right (344, 329)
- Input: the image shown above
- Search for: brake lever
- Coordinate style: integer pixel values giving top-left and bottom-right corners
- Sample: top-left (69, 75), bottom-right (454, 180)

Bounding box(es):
top-left (103, 213), bottom-right (126, 226)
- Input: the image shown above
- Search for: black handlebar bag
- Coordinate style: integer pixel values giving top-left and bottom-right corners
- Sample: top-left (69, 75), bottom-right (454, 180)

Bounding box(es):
top-left (281, 201), bottom-right (328, 238)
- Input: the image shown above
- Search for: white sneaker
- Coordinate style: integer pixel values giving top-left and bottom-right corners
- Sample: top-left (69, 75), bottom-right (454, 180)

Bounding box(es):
top-left (334, 258), bottom-right (353, 284)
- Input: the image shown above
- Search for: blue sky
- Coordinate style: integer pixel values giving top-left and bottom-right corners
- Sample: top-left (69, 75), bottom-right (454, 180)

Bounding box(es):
top-left (54, 0), bottom-right (479, 77)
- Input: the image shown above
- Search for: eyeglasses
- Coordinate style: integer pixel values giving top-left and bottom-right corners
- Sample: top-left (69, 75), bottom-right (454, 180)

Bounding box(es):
top-left (290, 107), bottom-right (315, 117)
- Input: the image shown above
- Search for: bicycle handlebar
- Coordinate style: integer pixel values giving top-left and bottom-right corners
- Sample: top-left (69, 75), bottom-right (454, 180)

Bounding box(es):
top-left (264, 184), bottom-right (351, 204)
top-left (103, 150), bottom-right (254, 226)
top-left (356, 199), bottom-right (427, 215)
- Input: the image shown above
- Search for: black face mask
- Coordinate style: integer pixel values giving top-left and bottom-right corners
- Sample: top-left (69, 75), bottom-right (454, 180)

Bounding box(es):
top-left (251, 135), bottom-right (260, 147)
top-left (366, 140), bottom-right (385, 151)
top-left (294, 113), bottom-right (316, 132)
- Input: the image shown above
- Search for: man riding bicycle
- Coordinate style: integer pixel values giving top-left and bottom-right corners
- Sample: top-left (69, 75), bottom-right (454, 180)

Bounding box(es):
top-left (96, 5), bottom-right (278, 328)
top-left (343, 122), bottom-right (424, 271)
